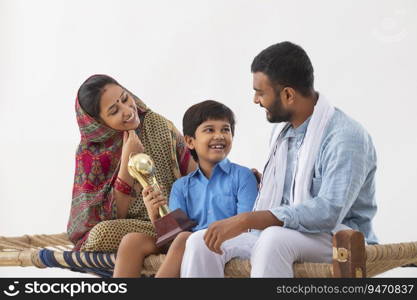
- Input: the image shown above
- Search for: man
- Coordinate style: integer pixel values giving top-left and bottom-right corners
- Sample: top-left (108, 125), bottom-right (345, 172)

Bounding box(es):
top-left (180, 41), bottom-right (378, 277)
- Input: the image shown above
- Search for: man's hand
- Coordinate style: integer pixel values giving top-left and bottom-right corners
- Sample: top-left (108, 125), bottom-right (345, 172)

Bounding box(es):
top-left (203, 214), bottom-right (248, 254)
top-left (204, 211), bottom-right (283, 254)
top-left (251, 168), bottom-right (262, 188)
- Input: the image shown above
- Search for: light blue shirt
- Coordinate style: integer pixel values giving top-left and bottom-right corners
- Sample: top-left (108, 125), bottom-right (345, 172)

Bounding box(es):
top-left (168, 158), bottom-right (258, 232)
top-left (268, 108), bottom-right (378, 244)
top-left (281, 117), bottom-right (311, 206)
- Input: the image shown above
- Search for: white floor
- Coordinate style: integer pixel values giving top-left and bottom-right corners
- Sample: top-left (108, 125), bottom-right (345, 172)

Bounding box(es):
top-left (0, 266), bottom-right (416, 278)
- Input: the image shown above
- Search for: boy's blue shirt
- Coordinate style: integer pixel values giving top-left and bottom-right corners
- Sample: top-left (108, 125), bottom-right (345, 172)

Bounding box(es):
top-left (168, 158), bottom-right (258, 231)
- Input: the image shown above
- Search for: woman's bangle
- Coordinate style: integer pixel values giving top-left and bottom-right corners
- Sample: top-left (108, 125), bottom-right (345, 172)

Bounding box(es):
top-left (114, 176), bottom-right (133, 196)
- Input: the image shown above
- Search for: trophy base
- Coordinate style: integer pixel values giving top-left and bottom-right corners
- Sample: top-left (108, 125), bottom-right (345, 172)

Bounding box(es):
top-left (154, 208), bottom-right (196, 248)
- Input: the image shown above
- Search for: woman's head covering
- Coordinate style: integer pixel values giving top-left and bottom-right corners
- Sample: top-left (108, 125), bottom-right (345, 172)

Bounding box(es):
top-left (68, 76), bottom-right (149, 249)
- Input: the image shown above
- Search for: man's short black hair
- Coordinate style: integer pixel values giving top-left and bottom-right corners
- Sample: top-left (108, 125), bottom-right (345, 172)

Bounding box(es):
top-left (182, 100), bottom-right (235, 161)
top-left (251, 41), bottom-right (314, 96)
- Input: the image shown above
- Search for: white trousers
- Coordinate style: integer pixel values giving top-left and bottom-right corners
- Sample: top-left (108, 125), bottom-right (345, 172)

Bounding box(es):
top-left (180, 226), bottom-right (333, 277)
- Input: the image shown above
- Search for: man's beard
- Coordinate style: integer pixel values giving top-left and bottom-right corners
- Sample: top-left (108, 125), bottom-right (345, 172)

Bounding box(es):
top-left (266, 94), bottom-right (291, 123)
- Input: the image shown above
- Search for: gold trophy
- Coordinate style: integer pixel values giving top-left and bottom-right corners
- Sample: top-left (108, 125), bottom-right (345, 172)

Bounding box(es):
top-left (128, 153), bottom-right (196, 248)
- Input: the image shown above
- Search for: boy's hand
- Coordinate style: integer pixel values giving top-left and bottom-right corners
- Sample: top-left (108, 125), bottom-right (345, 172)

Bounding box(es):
top-left (203, 214), bottom-right (247, 254)
top-left (142, 186), bottom-right (167, 224)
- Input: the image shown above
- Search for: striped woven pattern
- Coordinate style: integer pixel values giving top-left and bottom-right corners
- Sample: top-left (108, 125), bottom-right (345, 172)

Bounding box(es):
top-left (39, 249), bottom-right (115, 277)
top-left (1, 232), bottom-right (416, 277)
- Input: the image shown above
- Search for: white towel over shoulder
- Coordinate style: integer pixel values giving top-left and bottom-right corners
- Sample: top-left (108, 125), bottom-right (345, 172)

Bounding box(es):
top-left (254, 94), bottom-right (335, 211)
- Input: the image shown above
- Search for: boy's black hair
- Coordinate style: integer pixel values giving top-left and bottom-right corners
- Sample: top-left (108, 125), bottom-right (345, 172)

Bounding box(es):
top-left (182, 100), bottom-right (235, 162)
top-left (251, 41), bottom-right (314, 96)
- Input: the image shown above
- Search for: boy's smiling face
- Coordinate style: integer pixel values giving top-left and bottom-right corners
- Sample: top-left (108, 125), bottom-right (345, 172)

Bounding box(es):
top-left (185, 118), bottom-right (233, 167)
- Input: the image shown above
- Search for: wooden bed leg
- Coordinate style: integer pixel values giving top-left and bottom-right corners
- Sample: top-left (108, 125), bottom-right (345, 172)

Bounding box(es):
top-left (332, 230), bottom-right (366, 278)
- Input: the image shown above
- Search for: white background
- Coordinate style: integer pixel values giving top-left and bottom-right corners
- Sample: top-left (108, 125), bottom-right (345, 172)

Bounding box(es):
top-left (0, 0), bottom-right (416, 277)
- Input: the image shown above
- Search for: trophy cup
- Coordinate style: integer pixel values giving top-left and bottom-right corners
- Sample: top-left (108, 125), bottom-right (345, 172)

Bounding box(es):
top-left (128, 153), bottom-right (196, 248)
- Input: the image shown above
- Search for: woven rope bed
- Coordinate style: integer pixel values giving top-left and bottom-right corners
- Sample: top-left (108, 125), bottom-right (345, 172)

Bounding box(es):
top-left (1, 230), bottom-right (416, 278)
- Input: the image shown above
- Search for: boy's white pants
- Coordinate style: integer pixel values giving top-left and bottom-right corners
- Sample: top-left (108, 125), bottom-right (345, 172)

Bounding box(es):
top-left (180, 226), bottom-right (333, 277)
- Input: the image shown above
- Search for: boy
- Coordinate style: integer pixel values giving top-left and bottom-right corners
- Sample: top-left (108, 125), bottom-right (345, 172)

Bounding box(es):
top-left (143, 100), bottom-right (258, 277)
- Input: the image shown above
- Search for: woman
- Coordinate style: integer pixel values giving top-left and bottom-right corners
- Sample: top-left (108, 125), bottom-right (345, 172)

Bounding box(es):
top-left (67, 74), bottom-right (196, 276)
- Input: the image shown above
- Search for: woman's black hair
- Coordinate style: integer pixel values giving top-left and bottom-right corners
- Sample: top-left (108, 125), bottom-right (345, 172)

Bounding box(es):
top-left (77, 75), bottom-right (119, 119)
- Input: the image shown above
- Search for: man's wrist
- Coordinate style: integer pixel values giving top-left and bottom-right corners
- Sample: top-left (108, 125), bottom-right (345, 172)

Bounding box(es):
top-left (237, 212), bottom-right (252, 232)
top-left (236, 211), bottom-right (284, 232)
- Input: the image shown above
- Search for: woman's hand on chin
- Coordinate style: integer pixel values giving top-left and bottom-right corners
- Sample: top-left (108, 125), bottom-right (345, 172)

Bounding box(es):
top-left (122, 130), bottom-right (144, 160)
